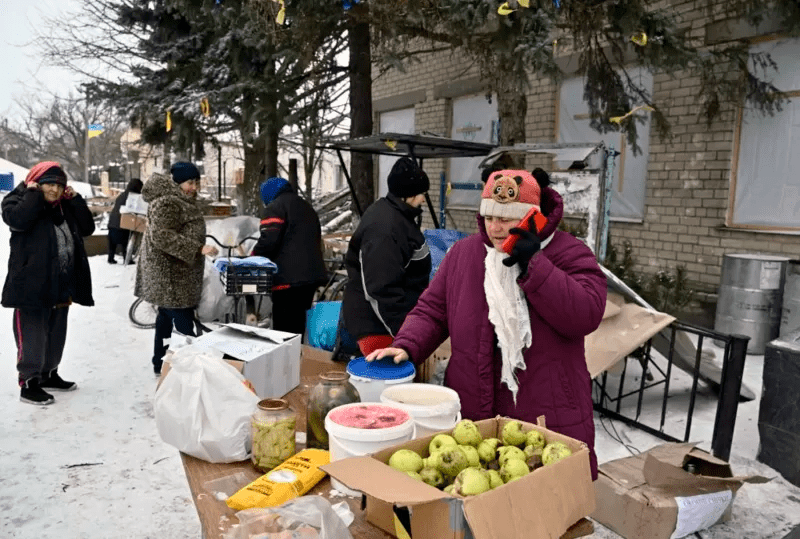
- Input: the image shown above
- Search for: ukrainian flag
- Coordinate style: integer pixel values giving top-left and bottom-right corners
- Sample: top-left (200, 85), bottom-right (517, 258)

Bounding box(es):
top-left (88, 124), bottom-right (104, 138)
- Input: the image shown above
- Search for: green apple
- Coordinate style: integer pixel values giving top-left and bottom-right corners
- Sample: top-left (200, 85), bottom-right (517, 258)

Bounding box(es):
top-left (500, 458), bottom-right (529, 483)
top-left (406, 471), bottom-right (423, 481)
top-left (477, 438), bottom-right (501, 463)
top-left (524, 445), bottom-right (544, 469)
top-left (542, 442), bottom-right (573, 466)
top-left (419, 466), bottom-right (445, 488)
top-left (502, 420), bottom-right (528, 447)
top-left (453, 467), bottom-right (491, 496)
top-left (525, 429), bottom-right (546, 450)
top-left (388, 449), bottom-right (424, 473)
top-left (485, 469), bottom-right (504, 489)
top-left (437, 446), bottom-right (469, 479)
top-left (497, 445), bottom-right (526, 467)
top-left (458, 445), bottom-right (481, 468)
top-left (451, 419), bottom-right (482, 447)
top-left (443, 483), bottom-right (455, 495)
top-left (428, 433), bottom-right (458, 455)
top-left (423, 451), bottom-right (442, 470)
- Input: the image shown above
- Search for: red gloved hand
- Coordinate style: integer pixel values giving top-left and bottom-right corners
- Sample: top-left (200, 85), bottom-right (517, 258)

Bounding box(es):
top-left (62, 186), bottom-right (76, 199)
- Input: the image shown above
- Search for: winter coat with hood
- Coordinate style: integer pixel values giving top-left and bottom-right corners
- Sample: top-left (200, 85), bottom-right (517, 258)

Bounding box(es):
top-left (134, 172), bottom-right (206, 309)
top-left (342, 192), bottom-right (431, 339)
top-left (251, 188), bottom-right (327, 289)
top-left (1, 182), bottom-right (95, 309)
top-left (391, 186), bottom-right (606, 479)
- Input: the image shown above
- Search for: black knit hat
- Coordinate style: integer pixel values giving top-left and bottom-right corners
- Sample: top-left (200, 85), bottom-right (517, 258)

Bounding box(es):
top-left (170, 162), bottom-right (200, 184)
top-left (387, 157), bottom-right (429, 198)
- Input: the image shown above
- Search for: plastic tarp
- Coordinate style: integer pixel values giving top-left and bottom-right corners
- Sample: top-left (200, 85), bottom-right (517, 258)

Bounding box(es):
top-left (423, 229), bottom-right (470, 280)
top-left (732, 38), bottom-right (800, 228)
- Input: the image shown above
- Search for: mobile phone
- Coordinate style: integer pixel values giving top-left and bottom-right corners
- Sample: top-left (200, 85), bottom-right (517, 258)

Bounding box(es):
top-left (501, 207), bottom-right (548, 255)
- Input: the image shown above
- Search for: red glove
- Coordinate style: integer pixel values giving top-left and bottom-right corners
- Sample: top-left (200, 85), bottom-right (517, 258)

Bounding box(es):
top-left (62, 186), bottom-right (76, 199)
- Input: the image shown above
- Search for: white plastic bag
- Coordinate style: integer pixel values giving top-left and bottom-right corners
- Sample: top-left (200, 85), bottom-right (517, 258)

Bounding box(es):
top-left (197, 259), bottom-right (234, 322)
top-left (154, 344), bottom-right (259, 463)
top-left (223, 496), bottom-right (355, 539)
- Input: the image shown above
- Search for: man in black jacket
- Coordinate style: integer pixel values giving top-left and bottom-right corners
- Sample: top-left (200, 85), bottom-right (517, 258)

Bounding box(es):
top-left (2, 161), bottom-right (95, 405)
top-left (342, 157), bottom-right (432, 355)
top-left (252, 177), bottom-right (327, 335)
top-left (106, 177), bottom-right (143, 264)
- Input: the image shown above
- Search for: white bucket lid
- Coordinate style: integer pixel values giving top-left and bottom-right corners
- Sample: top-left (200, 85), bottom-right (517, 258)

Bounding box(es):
top-left (325, 403), bottom-right (415, 442)
top-left (379, 383), bottom-right (461, 419)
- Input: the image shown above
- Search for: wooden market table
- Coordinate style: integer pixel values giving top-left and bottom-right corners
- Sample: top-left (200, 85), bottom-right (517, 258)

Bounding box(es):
top-left (179, 346), bottom-right (594, 539)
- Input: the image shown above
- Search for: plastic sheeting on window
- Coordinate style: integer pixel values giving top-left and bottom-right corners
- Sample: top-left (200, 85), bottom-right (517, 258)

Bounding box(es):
top-left (448, 93), bottom-right (498, 209)
top-left (378, 108), bottom-right (415, 198)
top-left (558, 70), bottom-right (652, 220)
top-left (732, 38), bottom-right (800, 228)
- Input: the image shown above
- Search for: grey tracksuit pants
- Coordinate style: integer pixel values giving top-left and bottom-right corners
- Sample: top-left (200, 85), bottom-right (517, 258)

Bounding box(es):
top-left (13, 307), bottom-right (69, 384)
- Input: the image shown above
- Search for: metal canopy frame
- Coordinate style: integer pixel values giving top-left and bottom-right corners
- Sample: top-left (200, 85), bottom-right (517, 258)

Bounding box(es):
top-left (322, 133), bottom-right (497, 228)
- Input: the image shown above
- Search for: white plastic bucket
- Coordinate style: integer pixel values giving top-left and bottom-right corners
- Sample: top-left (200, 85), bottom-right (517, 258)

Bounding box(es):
top-left (324, 403), bottom-right (415, 497)
top-left (347, 372), bottom-right (416, 403)
top-left (380, 383), bottom-right (462, 439)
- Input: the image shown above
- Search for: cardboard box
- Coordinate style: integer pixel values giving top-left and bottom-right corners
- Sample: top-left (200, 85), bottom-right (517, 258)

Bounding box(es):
top-left (592, 443), bottom-right (770, 539)
top-left (119, 213), bottom-right (147, 232)
top-left (191, 324), bottom-right (301, 399)
top-left (321, 416), bottom-right (595, 539)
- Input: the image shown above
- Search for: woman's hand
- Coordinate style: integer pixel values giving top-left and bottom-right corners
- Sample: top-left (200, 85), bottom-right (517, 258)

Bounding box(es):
top-left (365, 347), bottom-right (409, 364)
top-left (201, 245), bottom-right (219, 257)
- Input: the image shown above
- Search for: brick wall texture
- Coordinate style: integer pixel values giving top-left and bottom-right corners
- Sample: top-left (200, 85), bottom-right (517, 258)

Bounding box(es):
top-left (370, 3), bottom-right (800, 296)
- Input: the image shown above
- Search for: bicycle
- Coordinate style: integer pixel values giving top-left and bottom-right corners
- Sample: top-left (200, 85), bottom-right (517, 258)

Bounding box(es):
top-left (127, 234), bottom-right (274, 329)
top-left (205, 234), bottom-right (275, 326)
top-left (313, 257), bottom-right (348, 303)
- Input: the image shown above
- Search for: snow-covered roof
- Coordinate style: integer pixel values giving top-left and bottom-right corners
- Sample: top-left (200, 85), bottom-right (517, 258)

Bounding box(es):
top-left (0, 158), bottom-right (30, 182)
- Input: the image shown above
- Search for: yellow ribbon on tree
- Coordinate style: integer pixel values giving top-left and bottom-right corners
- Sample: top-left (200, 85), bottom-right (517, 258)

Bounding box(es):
top-left (200, 97), bottom-right (210, 117)
top-left (166, 111), bottom-right (172, 132)
top-left (610, 104), bottom-right (655, 124)
top-left (275, 0), bottom-right (285, 24)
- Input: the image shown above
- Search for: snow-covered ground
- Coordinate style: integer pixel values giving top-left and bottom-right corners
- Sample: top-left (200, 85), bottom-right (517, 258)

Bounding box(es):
top-left (0, 220), bottom-right (798, 538)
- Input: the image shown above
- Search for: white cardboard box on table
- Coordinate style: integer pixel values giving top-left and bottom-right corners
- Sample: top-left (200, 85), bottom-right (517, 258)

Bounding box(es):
top-left (192, 323), bottom-right (301, 399)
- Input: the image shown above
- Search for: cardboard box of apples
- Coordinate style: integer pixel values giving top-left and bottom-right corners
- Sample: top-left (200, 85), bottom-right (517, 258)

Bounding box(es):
top-left (322, 415), bottom-right (595, 539)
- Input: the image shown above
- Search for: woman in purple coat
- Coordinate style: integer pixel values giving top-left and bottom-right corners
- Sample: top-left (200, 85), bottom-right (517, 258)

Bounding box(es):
top-left (366, 168), bottom-right (606, 479)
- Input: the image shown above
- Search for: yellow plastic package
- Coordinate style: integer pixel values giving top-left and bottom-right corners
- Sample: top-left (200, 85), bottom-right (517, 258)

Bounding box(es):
top-left (226, 449), bottom-right (330, 510)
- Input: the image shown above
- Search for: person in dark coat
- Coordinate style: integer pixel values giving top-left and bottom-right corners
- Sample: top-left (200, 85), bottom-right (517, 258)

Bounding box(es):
top-left (365, 169), bottom-right (606, 480)
top-left (342, 157), bottom-right (432, 356)
top-left (2, 161), bottom-right (95, 405)
top-left (251, 177), bottom-right (327, 335)
top-left (134, 163), bottom-right (218, 375)
top-left (106, 177), bottom-right (143, 264)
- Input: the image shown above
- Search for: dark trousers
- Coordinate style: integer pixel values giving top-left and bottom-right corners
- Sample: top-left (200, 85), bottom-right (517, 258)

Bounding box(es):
top-left (108, 228), bottom-right (130, 261)
top-left (271, 284), bottom-right (318, 336)
top-left (152, 307), bottom-right (196, 369)
top-left (13, 307), bottom-right (69, 383)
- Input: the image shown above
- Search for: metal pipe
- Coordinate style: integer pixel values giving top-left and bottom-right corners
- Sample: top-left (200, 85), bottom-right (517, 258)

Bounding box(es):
top-left (336, 149), bottom-right (362, 216)
top-left (711, 333), bottom-right (750, 461)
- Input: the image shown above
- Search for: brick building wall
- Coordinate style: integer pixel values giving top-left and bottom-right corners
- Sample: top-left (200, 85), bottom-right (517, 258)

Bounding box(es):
top-left (370, 4), bottom-right (800, 297)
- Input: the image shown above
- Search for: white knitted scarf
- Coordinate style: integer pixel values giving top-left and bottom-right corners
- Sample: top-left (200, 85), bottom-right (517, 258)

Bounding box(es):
top-left (483, 245), bottom-right (531, 405)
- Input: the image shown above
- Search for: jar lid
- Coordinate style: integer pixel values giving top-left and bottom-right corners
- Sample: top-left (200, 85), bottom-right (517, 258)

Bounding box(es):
top-left (257, 398), bottom-right (289, 411)
top-left (347, 356), bottom-right (416, 381)
top-left (320, 371), bottom-right (350, 382)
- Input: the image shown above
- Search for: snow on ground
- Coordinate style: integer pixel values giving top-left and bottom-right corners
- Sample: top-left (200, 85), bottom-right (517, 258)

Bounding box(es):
top-left (0, 220), bottom-right (798, 538)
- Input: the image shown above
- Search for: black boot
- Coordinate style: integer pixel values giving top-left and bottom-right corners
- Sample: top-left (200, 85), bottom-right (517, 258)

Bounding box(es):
top-left (20, 379), bottom-right (55, 405)
top-left (41, 370), bottom-right (77, 392)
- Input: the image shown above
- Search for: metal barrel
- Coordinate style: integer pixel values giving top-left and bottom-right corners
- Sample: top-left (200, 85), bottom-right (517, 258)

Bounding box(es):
top-left (714, 253), bottom-right (788, 354)
top-left (780, 260), bottom-right (800, 337)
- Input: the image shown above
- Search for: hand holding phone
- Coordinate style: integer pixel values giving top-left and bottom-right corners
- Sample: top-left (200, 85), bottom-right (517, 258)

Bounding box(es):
top-left (501, 207), bottom-right (547, 255)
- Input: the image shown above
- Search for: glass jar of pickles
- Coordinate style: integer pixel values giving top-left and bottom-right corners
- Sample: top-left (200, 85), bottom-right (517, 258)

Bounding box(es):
top-left (306, 371), bottom-right (361, 450)
top-left (251, 398), bottom-right (296, 472)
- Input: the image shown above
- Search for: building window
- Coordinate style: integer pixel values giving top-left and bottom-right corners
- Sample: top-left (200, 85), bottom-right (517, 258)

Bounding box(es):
top-left (448, 93), bottom-right (498, 210)
top-left (730, 38), bottom-right (800, 231)
top-left (378, 108), bottom-right (415, 198)
top-left (557, 68), bottom-right (652, 221)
